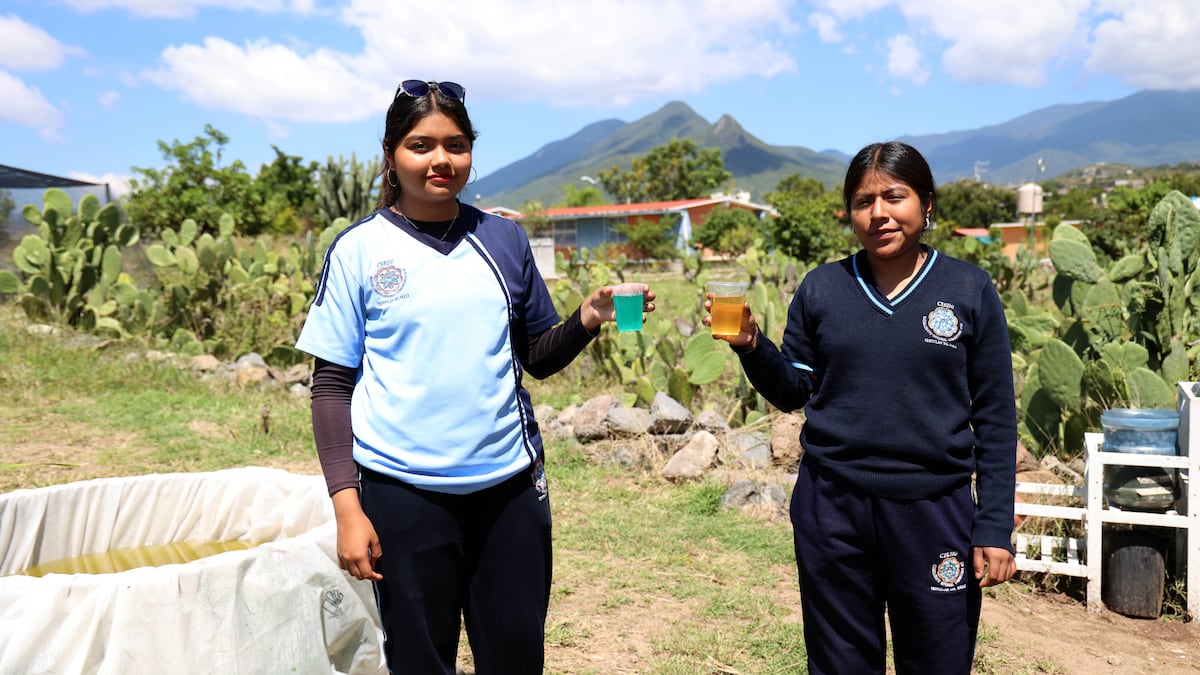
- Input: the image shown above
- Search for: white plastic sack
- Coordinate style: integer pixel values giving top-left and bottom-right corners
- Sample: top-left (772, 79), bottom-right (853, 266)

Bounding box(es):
top-left (0, 467), bottom-right (386, 675)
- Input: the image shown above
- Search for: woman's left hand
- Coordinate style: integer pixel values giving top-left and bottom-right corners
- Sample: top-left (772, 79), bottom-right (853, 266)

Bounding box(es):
top-left (580, 283), bottom-right (656, 331)
top-left (974, 546), bottom-right (1016, 587)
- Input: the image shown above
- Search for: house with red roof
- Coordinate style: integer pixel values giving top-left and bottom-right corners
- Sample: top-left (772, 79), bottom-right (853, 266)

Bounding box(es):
top-left (485, 191), bottom-right (776, 259)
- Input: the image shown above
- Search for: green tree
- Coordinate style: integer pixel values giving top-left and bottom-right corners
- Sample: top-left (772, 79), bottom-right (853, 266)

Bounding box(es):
top-left (597, 138), bottom-right (731, 203)
top-left (690, 205), bottom-right (763, 257)
top-left (126, 125), bottom-right (257, 236)
top-left (518, 200), bottom-right (552, 238)
top-left (765, 175), bottom-right (853, 264)
top-left (616, 215), bottom-right (680, 261)
top-left (1083, 181), bottom-right (1175, 258)
top-left (935, 179), bottom-right (1017, 229)
top-left (560, 184), bottom-right (605, 208)
top-left (252, 146), bottom-right (319, 234)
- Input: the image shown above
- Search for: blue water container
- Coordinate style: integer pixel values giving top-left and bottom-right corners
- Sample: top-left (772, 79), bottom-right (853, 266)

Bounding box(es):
top-left (1101, 408), bottom-right (1180, 512)
top-left (1100, 408), bottom-right (1179, 455)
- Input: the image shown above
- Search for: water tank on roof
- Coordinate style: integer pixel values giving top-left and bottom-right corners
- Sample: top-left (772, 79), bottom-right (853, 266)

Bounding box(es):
top-left (1017, 183), bottom-right (1044, 214)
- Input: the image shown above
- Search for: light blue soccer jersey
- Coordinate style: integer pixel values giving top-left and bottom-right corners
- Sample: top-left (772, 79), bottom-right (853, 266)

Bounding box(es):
top-left (295, 204), bottom-right (560, 494)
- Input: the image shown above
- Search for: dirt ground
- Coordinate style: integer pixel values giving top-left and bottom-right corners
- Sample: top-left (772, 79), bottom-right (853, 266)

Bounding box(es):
top-left (4, 433), bottom-right (1198, 674)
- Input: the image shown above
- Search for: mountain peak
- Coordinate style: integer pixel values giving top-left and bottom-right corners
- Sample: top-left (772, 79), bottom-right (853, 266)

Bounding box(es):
top-left (713, 114), bottom-right (743, 133)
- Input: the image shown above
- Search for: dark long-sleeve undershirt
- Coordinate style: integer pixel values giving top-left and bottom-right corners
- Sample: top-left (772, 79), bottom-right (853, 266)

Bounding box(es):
top-left (310, 307), bottom-right (598, 495)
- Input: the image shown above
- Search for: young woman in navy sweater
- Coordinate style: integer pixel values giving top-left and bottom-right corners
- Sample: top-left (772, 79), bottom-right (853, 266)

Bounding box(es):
top-left (709, 141), bottom-right (1017, 674)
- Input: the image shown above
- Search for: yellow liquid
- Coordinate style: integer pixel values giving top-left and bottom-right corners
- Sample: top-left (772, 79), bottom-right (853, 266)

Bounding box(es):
top-left (710, 295), bottom-right (745, 336)
top-left (13, 540), bottom-right (256, 577)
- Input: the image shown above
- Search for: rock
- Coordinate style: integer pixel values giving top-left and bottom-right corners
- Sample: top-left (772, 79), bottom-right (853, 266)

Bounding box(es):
top-left (1015, 441), bottom-right (1038, 472)
top-left (649, 392), bottom-right (692, 434)
top-left (769, 413), bottom-right (805, 469)
top-left (720, 429), bottom-right (771, 469)
top-left (662, 430), bottom-right (719, 482)
top-left (600, 443), bottom-right (652, 470)
top-left (235, 352), bottom-right (269, 369)
top-left (556, 404), bottom-right (579, 426)
top-left (573, 395), bottom-right (616, 441)
top-left (235, 365), bottom-right (271, 388)
top-left (694, 409), bottom-right (729, 433)
top-left (607, 406), bottom-right (650, 437)
top-left (278, 363), bottom-right (311, 385)
top-left (721, 479), bottom-right (789, 520)
top-left (1016, 469), bottom-right (1061, 485)
top-left (649, 432), bottom-right (696, 456)
top-left (190, 354), bottom-right (222, 372)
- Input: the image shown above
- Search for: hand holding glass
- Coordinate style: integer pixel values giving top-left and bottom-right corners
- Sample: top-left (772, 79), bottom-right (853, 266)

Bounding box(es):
top-left (612, 284), bottom-right (647, 332)
top-left (707, 281), bottom-right (747, 337)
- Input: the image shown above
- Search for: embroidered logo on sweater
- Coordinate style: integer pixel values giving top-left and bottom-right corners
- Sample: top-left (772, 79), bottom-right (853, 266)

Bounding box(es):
top-left (922, 301), bottom-right (963, 347)
top-left (931, 550), bottom-right (966, 591)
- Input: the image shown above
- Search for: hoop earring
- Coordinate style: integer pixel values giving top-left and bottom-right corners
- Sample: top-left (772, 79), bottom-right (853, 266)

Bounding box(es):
top-left (386, 168), bottom-right (398, 188)
top-left (468, 166), bottom-right (478, 185)
top-left (923, 215), bottom-right (932, 231)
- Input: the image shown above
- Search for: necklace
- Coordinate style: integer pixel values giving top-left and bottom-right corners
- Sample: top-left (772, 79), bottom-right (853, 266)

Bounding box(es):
top-left (392, 202), bottom-right (459, 241)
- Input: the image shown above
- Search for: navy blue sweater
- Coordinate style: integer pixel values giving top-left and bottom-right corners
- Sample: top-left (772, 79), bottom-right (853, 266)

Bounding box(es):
top-left (738, 248), bottom-right (1017, 551)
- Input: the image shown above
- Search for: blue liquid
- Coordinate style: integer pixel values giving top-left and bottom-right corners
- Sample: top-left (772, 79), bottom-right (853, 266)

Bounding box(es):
top-left (613, 293), bottom-right (643, 332)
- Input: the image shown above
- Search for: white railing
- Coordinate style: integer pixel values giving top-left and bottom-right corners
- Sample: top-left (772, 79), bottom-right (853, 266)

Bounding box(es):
top-left (1013, 382), bottom-right (1200, 617)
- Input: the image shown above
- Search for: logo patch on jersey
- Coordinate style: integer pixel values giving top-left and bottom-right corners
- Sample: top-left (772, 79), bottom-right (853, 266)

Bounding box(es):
top-left (531, 460), bottom-right (549, 501)
top-left (932, 551), bottom-right (966, 588)
top-left (371, 265), bottom-right (406, 296)
top-left (922, 301), bottom-right (963, 345)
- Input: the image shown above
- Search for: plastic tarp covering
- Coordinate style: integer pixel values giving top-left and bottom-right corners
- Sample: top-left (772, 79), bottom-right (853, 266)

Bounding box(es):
top-left (0, 467), bottom-right (386, 675)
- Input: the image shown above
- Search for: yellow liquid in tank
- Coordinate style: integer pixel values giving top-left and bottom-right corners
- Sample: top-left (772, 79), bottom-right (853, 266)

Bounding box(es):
top-left (12, 540), bottom-right (256, 577)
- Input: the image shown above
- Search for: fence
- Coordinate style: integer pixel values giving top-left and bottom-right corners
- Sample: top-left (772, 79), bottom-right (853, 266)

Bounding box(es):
top-left (1014, 382), bottom-right (1199, 617)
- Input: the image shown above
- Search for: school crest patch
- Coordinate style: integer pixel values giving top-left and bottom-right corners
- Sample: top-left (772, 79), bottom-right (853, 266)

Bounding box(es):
top-left (922, 301), bottom-right (963, 347)
top-left (932, 551), bottom-right (966, 588)
top-left (371, 265), bottom-right (406, 296)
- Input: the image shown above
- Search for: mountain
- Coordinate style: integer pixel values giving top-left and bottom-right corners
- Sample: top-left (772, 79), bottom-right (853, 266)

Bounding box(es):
top-left (902, 90), bottom-right (1200, 184)
top-left (473, 90), bottom-right (1200, 208)
top-left (472, 101), bottom-right (845, 208)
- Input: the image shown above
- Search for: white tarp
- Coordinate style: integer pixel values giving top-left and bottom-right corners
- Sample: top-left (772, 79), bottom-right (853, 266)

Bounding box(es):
top-left (0, 467), bottom-right (386, 675)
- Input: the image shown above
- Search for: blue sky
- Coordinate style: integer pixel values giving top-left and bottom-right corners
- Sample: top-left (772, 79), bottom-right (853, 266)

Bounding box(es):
top-left (2, 0), bottom-right (1198, 200)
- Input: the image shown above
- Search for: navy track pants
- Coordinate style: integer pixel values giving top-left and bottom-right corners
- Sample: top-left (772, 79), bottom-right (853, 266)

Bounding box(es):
top-left (790, 456), bottom-right (982, 675)
top-left (359, 463), bottom-right (552, 674)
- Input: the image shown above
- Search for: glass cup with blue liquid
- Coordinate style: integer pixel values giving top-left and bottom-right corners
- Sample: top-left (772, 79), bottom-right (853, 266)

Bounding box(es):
top-left (612, 283), bottom-right (647, 332)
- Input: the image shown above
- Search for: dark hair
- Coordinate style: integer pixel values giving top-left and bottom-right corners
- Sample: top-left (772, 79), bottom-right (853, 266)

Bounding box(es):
top-left (842, 141), bottom-right (936, 217)
top-left (376, 83), bottom-right (479, 209)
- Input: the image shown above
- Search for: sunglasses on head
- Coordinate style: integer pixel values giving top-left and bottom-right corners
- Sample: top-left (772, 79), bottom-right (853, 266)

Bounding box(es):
top-left (397, 80), bottom-right (466, 102)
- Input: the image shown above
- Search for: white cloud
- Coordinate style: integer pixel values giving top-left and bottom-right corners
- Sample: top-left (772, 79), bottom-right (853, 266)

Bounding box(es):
top-left (1087, 0), bottom-right (1200, 89)
top-left (886, 34), bottom-right (928, 85)
top-left (804, 0), bottom-right (1198, 88)
top-left (136, 0), bottom-right (801, 124)
top-left (70, 171), bottom-right (133, 199)
top-left (343, 0), bottom-right (799, 107)
top-left (909, 0), bottom-right (1092, 87)
top-left (0, 70), bottom-right (63, 140)
top-left (99, 90), bottom-right (120, 108)
top-left (142, 37), bottom-right (381, 122)
top-left (808, 13), bottom-right (843, 42)
top-left (61, 0), bottom-right (313, 20)
top-left (0, 15), bottom-right (77, 70)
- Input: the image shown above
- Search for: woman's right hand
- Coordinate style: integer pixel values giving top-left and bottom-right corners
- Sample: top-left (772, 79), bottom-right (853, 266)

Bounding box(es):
top-left (702, 292), bottom-right (759, 350)
top-left (331, 488), bottom-right (383, 581)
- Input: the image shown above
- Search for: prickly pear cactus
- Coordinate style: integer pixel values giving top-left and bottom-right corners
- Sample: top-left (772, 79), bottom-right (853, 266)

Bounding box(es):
top-left (1015, 191), bottom-right (1200, 457)
top-left (1, 189), bottom-right (139, 332)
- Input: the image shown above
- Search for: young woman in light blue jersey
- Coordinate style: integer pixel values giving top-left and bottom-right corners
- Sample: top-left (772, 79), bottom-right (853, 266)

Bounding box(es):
top-left (295, 79), bottom-right (654, 674)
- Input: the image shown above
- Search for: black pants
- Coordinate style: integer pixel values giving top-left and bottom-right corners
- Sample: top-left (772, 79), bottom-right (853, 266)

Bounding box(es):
top-left (790, 456), bottom-right (982, 675)
top-left (360, 464), bottom-right (552, 674)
